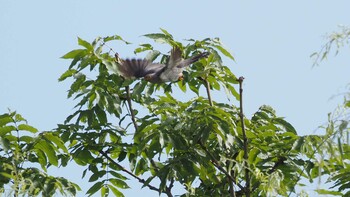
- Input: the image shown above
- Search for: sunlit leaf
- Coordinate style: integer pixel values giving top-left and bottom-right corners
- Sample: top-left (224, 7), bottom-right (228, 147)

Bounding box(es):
top-left (0, 114), bottom-right (12, 126)
top-left (78, 37), bottom-right (93, 50)
top-left (211, 44), bottom-right (235, 61)
top-left (109, 178), bottom-right (130, 189)
top-left (108, 184), bottom-right (125, 197)
top-left (35, 140), bottom-right (58, 166)
top-left (61, 49), bottom-right (86, 59)
top-left (58, 69), bottom-right (77, 81)
top-left (0, 125), bottom-right (16, 136)
top-left (18, 124), bottom-right (38, 133)
top-left (315, 189), bottom-right (342, 196)
top-left (43, 132), bottom-right (68, 153)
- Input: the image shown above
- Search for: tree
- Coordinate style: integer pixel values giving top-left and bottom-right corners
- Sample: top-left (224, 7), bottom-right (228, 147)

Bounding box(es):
top-left (1, 29), bottom-right (349, 196)
top-left (56, 29), bottom-right (325, 197)
top-left (0, 111), bottom-right (80, 196)
top-left (308, 25), bottom-right (350, 196)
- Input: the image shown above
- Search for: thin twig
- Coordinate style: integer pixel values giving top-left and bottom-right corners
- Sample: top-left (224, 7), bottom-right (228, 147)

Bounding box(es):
top-left (165, 178), bottom-right (174, 197)
top-left (237, 76), bottom-right (250, 197)
top-left (204, 79), bottom-right (213, 106)
top-left (198, 142), bottom-right (244, 191)
top-left (227, 161), bottom-right (235, 197)
top-left (125, 86), bottom-right (138, 130)
top-left (100, 150), bottom-right (161, 193)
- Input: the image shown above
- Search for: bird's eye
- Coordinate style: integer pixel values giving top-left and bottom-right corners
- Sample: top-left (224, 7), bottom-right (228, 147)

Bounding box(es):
top-left (144, 75), bottom-right (151, 81)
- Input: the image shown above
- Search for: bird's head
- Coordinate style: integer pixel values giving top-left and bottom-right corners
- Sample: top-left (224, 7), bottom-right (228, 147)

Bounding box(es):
top-left (144, 75), bottom-right (153, 81)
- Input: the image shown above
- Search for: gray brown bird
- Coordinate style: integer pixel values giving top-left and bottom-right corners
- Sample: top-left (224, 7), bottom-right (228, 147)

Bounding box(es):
top-left (116, 47), bottom-right (209, 83)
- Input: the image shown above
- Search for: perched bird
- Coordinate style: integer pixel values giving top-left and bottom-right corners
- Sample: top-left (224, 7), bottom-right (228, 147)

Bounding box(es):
top-left (116, 47), bottom-right (209, 83)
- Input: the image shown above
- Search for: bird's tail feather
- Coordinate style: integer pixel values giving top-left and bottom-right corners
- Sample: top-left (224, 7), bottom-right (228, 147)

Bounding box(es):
top-left (183, 52), bottom-right (210, 66)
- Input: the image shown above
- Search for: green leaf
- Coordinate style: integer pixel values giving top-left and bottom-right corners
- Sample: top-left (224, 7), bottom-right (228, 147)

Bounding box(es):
top-left (19, 135), bottom-right (34, 143)
top-left (34, 148), bottom-right (48, 170)
top-left (274, 118), bottom-right (297, 134)
top-left (315, 189), bottom-right (343, 196)
top-left (61, 49), bottom-right (86, 59)
top-left (101, 185), bottom-right (109, 197)
top-left (89, 170), bottom-right (106, 182)
top-left (18, 124), bottom-right (38, 133)
top-left (103, 35), bottom-right (131, 44)
top-left (109, 171), bottom-right (128, 180)
top-left (0, 137), bottom-right (11, 152)
top-left (68, 73), bottom-right (86, 98)
top-left (43, 132), bottom-right (68, 153)
top-left (338, 120), bottom-right (348, 132)
top-left (73, 149), bottom-right (94, 166)
top-left (248, 148), bottom-right (260, 164)
top-left (94, 105), bottom-right (107, 125)
top-left (194, 148), bottom-right (206, 157)
top-left (145, 50), bottom-right (161, 61)
top-left (78, 37), bottom-right (93, 50)
top-left (134, 44), bottom-right (154, 54)
top-left (177, 80), bottom-right (187, 93)
top-left (14, 113), bottom-right (26, 122)
top-left (211, 44), bottom-right (235, 61)
top-left (109, 178), bottom-right (130, 189)
top-left (143, 33), bottom-right (170, 44)
top-left (0, 125), bottom-right (16, 136)
top-left (160, 28), bottom-right (173, 38)
top-left (0, 114), bottom-right (12, 126)
top-left (58, 69), bottom-right (77, 81)
top-left (345, 100), bottom-right (350, 108)
top-left (86, 181), bottom-right (104, 196)
top-left (35, 140), bottom-right (58, 166)
top-left (143, 33), bottom-right (167, 40)
top-left (108, 184), bottom-right (124, 197)
top-left (117, 151), bottom-right (127, 162)
top-left (135, 158), bottom-right (148, 176)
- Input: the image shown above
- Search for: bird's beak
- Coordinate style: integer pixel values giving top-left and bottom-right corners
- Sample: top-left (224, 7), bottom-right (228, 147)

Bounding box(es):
top-left (178, 75), bottom-right (184, 81)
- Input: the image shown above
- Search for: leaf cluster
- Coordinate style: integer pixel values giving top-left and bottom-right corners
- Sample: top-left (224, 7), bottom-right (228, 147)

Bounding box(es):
top-left (57, 30), bottom-right (329, 197)
top-left (0, 111), bottom-right (80, 196)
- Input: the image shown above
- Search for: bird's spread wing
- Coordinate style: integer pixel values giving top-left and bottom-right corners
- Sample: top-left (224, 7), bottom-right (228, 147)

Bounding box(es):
top-left (159, 47), bottom-right (183, 80)
top-left (167, 47), bottom-right (182, 69)
top-left (143, 63), bottom-right (166, 74)
top-left (118, 59), bottom-right (166, 79)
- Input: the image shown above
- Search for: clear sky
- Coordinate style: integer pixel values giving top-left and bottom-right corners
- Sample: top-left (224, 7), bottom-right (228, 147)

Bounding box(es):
top-left (1, 0), bottom-right (350, 196)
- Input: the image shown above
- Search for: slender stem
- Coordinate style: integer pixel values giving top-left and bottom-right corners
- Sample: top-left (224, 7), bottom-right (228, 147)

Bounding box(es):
top-left (100, 151), bottom-right (161, 193)
top-left (165, 178), bottom-right (174, 197)
top-left (237, 76), bottom-right (250, 197)
top-left (204, 79), bottom-right (213, 106)
top-left (227, 161), bottom-right (235, 197)
top-left (125, 86), bottom-right (138, 130)
top-left (199, 142), bottom-right (244, 191)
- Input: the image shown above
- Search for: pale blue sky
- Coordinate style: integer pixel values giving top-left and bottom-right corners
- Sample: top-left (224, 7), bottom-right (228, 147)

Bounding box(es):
top-left (1, 1), bottom-right (350, 196)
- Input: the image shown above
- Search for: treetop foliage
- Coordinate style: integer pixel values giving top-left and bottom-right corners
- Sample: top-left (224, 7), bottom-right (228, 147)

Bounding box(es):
top-left (1, 29), bottom-right (350, 197)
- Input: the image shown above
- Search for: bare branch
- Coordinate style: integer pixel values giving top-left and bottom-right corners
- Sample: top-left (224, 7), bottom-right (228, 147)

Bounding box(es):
top-left (125, 86), bottom-right (138, 130)
top-left (204, 79), bottom-right (213, 106)
top-left (237, 76), bottom-right (250, 197)
top-left (198, 142), bottom-right (244, 191)
top-left (99, 150), bottom-right (161, 193)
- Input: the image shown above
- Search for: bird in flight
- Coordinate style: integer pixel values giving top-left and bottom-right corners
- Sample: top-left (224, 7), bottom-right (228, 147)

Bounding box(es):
top-left (115, 47), bottom-right (209, 83)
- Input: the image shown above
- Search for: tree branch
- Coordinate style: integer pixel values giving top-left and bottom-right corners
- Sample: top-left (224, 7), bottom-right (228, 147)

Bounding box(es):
top-left (165, 178), bottom-right (174, 197)
top-left (99, 150), bottom-right (161, 193)
top-left (227, 161), bottom-right (236, 197)
top-left (204, 79), bottom-right (213, 106)
top-left (237, 76), bottom-right (250, 197)
top-left (198, 142), bottom-right (244, 191)
top-left (125, 86), bottom-right (138, 130)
